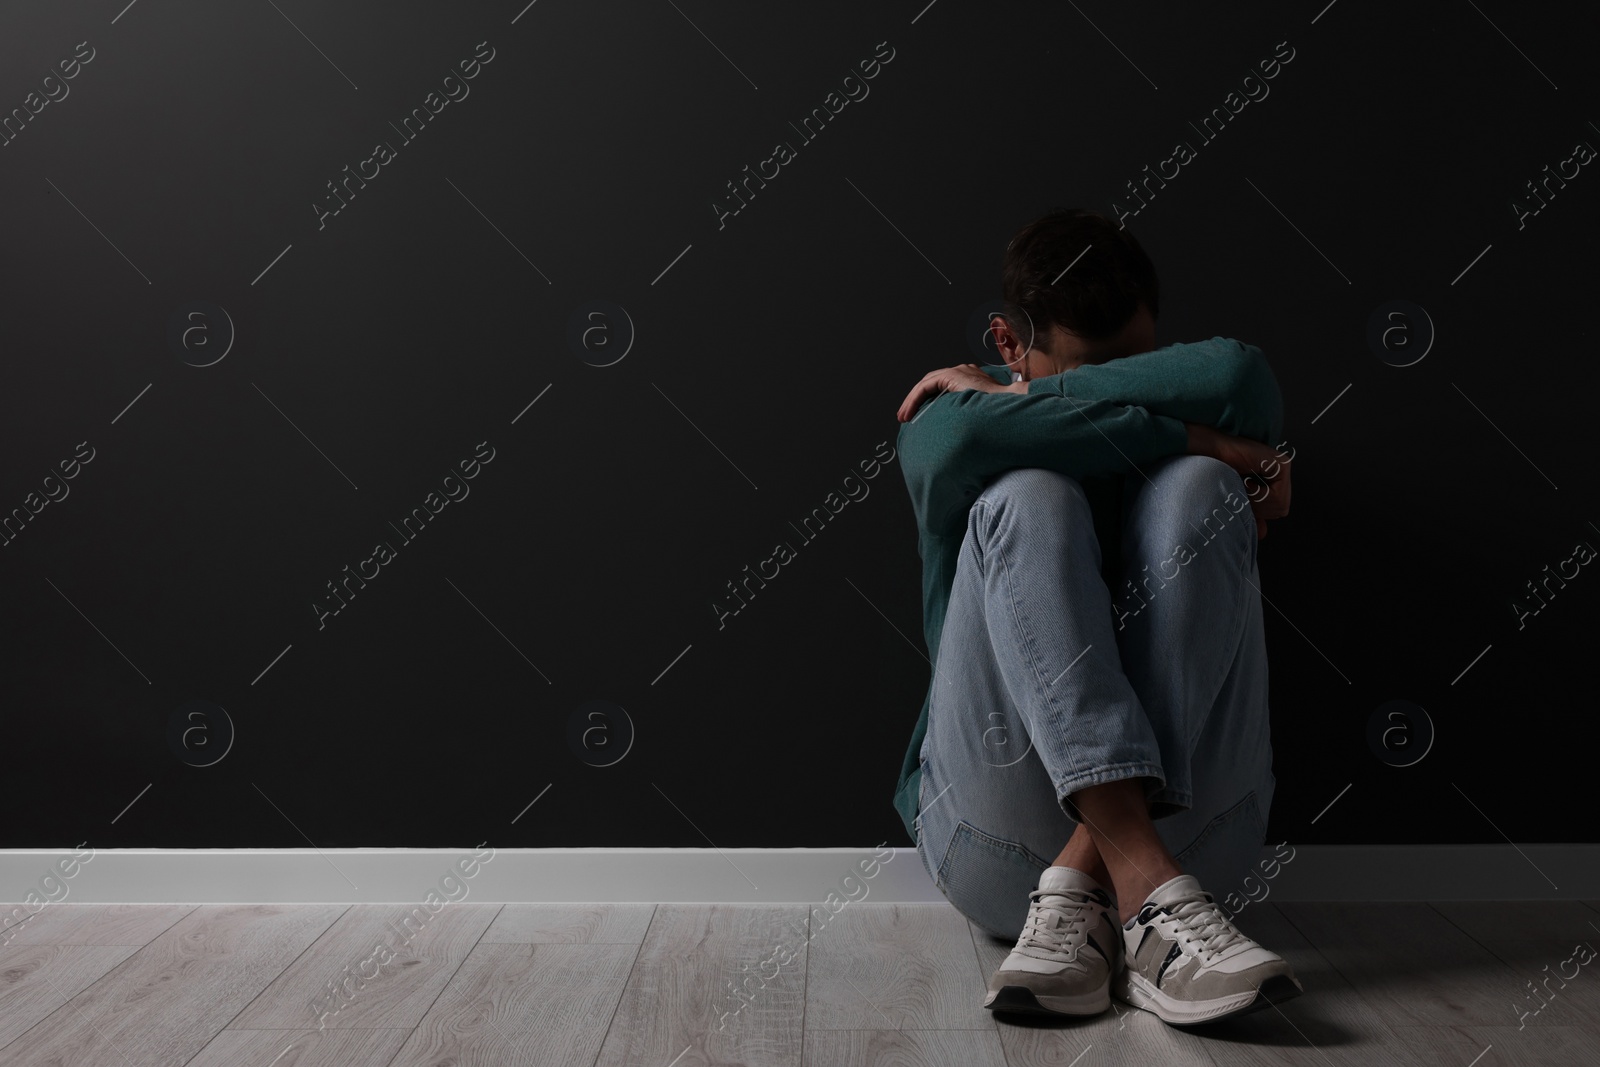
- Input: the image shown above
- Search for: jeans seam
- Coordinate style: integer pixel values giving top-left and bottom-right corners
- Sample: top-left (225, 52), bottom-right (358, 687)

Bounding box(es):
top-left (980, 492), bottom-right (1092, 801)
top-left (1146, 783), bottom-right (1195, 814)
top-left (1193, 494), bottom-right (1259, 751)
top-left (1170, 789), bottom-right (1260, 866)
top-left (1055, 760), bottom-right (1171, 803)
top-left (935, 819), bottom-right (1052, 889)
top-left (1154, 462), bottom-right (1257, 757)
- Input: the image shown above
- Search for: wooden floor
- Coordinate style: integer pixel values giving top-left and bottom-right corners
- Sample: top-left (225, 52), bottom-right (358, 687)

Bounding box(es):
top-left (2, 899), bottom-right (1599, 1066)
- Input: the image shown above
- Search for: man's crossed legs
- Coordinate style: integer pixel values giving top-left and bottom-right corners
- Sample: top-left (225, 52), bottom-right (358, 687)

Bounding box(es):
top-left (913, 456), bottom-right (1302, 1026)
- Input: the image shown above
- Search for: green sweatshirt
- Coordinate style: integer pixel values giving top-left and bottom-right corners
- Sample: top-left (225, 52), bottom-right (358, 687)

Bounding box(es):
top-left (892, 336), bottom-right (1285, 840)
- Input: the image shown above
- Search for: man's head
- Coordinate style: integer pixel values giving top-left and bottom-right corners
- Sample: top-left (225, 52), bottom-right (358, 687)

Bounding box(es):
top-left (991, 209), bottom-right (1160, 379)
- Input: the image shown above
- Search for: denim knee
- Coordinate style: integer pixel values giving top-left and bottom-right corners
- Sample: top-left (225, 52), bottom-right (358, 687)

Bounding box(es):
top-left (971, 468), bottom-right (1094, 551)
top-left (1139, 455), bottom-right (1255, 556)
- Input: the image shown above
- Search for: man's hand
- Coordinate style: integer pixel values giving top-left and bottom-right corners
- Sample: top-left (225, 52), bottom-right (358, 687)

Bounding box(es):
top-left (897, 364), bottom-right (1025, 422)
top-left (1185, 422), bottom-right (1292, 540)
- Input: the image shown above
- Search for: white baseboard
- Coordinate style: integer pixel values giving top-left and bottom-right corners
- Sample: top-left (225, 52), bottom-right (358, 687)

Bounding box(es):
top-left (2, 845), bottom-right (1597, 905)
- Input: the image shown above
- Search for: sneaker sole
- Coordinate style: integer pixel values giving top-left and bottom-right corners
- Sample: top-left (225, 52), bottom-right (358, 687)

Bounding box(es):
top-left (1114, 969), bottom-right (1302, 1027)
top-left (984, 982), bottom-right (1111, 1018)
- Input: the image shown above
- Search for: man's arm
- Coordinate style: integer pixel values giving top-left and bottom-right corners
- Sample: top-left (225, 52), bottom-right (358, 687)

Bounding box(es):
top-left (898, 384), bottom-right (1188, 537)
top-left (1032, 337), bottom-right (1284, 446)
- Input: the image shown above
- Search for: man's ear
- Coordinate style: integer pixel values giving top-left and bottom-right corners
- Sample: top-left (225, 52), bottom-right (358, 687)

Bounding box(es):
top-left (985, 315), bottom-right (1008, 352)
top-left (989, 315), bottom-right (1028, 364)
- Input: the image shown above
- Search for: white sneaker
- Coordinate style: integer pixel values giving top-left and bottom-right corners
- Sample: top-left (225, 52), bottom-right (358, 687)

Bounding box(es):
top-left (982, 867), bottom-right (1122, 1017)
top-left (1114, 873), bottom-right (1303, 1026)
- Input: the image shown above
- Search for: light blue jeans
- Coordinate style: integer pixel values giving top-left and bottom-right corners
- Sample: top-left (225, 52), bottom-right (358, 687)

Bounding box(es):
top-left (914, 457), bottom-right (1277, 941)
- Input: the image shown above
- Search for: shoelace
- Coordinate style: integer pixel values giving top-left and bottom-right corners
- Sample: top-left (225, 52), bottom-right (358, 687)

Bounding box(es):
top-left (1015, 888), bottom-right (1098, 958)
top-left (1163, 893), bottom-right (1247, 961)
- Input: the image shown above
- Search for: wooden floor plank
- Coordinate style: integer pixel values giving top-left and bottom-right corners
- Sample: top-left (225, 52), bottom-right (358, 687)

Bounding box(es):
top-left (805, 903), bottom-right (995, 1032)
top-left (594, 904), bottom-right (809, 1067)
top-left (0, 899), bottom-right (1591, 1064)
top-left (1432, 900), bottom-right (1600, 945)
top-left (1428, 902), bottom-right (1600, 1033)
top-left (479, 902), bottom-right (655, 944)
top-left (1386, 1023), bottom-right (1600, 1066)
top-left (0, 904), bottom-right (196, 946)
top-left (184, 1028), bottom-right (412, 1067)
top-left (386, 943), bottom-right (637, 1067)
top-left (1000, 1016), bottom-right (1223, 1067)
top-left (0, 904), bottom-right (346, 1067)
top-left (969, 919), bottom-right (1220, 1067)
top-left (1275, 901), bottom-right (1526, 1029)
top-left (801, 1029), bottom-right (1008, 1067)
top-left (0, 944), bottom-right (140, 1049)
top-left (230, 902), bottom-right (501, 1030)
top-left (1183, 903), bottom-right (1415, 1066)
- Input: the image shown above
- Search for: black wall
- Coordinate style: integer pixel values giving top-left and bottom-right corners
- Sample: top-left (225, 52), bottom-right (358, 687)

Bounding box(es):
top-left (2, 0), bottom-right (1593, 852)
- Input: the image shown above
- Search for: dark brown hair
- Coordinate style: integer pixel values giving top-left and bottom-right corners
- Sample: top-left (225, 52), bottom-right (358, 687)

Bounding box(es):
top-left (1000, 209), bottom-right (1159, 344)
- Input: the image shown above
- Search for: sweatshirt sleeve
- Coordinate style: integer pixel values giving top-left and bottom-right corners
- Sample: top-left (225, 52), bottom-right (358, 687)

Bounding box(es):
top-left (897, 384), bottom-right (1189, 537)
top-left (1032, 336), bottom-right (1284, 446)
